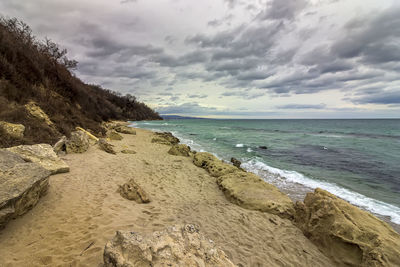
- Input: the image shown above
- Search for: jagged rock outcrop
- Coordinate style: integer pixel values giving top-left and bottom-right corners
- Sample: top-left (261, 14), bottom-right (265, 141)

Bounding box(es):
top-left (98, 138), bottom-right (116, 155)
top-left (76, 127), bottom-right (98, 144)
top-left (295, 188), bottom-right (400, 267)
top-left (53, 136), bottom-right (67, 154)
top-left (4, 144), bottom-right (69, 174)
top-left (168, 144), bottom-right (191, 157)
top-left (0, 121), bottom-right (25, 138)
top-left (0, 150), bottom-right (50, 229)
top-left (66, 131), bottom-right (90, 153)
top-left (115, 126), bottom-right (136, 135)
top-left (151, 132), bottom-right (180, 146)
top-left (217, 171), bottom-right (295, 219)
top-left (107, 130), bottom-right (123, 141)
top-left (103, 224), bottom-right (236, 267)
top-left (193, 152), bottom-right (238, 177)
top-left (24, 101), bottom-right (53, 126)
top-left (121, 149), bottom-right (136, 154)
top-left (230, 157), bottom-right (241, 168)
top-left (118, 179), bottom-right (150, 203)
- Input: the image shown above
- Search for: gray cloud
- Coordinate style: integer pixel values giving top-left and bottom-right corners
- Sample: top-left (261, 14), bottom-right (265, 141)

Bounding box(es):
top-left (187, 94), bottom-right (207, 99)
top-left (351, 90), bottom-right (400, 105)
top-left (256, 0), bottom-right (308, 21)
top-left (276, 103), bottom-right (327, 109)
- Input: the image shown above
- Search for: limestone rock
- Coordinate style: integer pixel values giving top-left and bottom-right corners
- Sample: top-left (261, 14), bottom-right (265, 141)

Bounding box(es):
top-left (103, 224), bottom-right (236, 267)
top-left (295, 188), bottom-right (400, 267)
top-left (217, 171), bottom-right (295, 219)
top-left (230, 157), bottom-right (241, 168)
top-left (107, 130), bottom-right (123, 141)
top-left (98, 138), bottom-right (116, 154)
top-left (66, 131), bottom-right (90, 153)
top-left (168, 144), bottom-right (190, 157)
top-left (0, 121), bottom-right (25, 138)
top-left (53, 136), bottom-right (67, 154)
top-left (5, 144), bottom-right (69, 174)
top-left (76, 127), bottom-right (98, 144)
top-left (102, 121), bottom-right (129, 130)
top-left (115, 126), bottom-right (136, 135)
top-left (121, 149), bottom-right (136, 154)
top-left (193, 152), bottom-right (238, 177)
top-left (118, 179), bottom-right (150, 203)
top-left (24, 101), bottom-right (53, 125)
top-left (0, 151), bottom-right (51, 229)
top-left (151, 132), bottom-right (180, 146)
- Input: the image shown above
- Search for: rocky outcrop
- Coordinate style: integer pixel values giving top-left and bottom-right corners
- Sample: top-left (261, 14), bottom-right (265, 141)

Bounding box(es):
top-left (295, 188), bottom-right (400, 267)
top-left (0, 121), bottom-right (25, 138)
top-left (118, 179), bottom-right (150, 203)
top-left (151, 132), bottom-right (180, 146)
top-left (5, 144), bottom-right (69, 174)
top-left (24, 101), bottom-right (53, 126)
top-left (53, 136), bottom-right (67, 154)
top-left (98, 138), bottom-right (116, 154)
top-left (115, 126), bottom-right (136, 135)
top-left (107, 130), bottom-right (123, 141)
top-left (217, 171), bottom-right (295, 219)
top-left (193, 152), bottom-right (238, 177)
top-left (76, 127), bottom-right (98, 144)
top-left (168, 144), bottom-right (191, 157)
top-left (66, 131), bottom-right (90, 153)
top-left (121, 149), bottom-right (136, 154)
top-left (0, 150), bottom-right (50, 229)
top-left (103, 224), bottom-right (236, 267)
top-left (102, 121), bottom-right (129, 130)
top-left (230, 157), bottom-right (241, 168)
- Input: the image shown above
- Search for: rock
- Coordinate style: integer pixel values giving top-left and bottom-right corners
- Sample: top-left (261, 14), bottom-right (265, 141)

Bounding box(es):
top-left (53, 136), bottom-right (67, 154)
top-left (295, 188), bottom-right (400, 267)
top-left (102, 121), bottom-right (129, 130)
top-left (76, 127), bottom-right (98, 144)
top-left (66, 131), bottom-right (90, 153)
top-left (151, 132), bottom-right (180, 145)
top-left (193, 152), bottom-right (238, 177)
top-left (121, 149), bottom-right (136, 154)
top-left (114, 126), bottom-right (136, 135)
top-left (168, 144), bottom-right (191, 157)
top-left (118, 179), bottom-right (150, 203)
top-left (259, 146), bottom-right (268, 149)
top-left (103, 224), bottom-right (236, 267)
top-left (0, 121), bottom-right (25, 138)
top-left (107, 130), bottom-right (123, 141)
top-left (217, 171), bottom-right (295, 219)
top-left (24, 101), bottom-right (53, 125)
top-left (98, 138), bottom-right (116, 154)
top-left (0, 151), bottom-right (51, 229)
top-left (5, 144), bottom-right (69, 174)
top-left (230, 157), bottom-right (241, 168)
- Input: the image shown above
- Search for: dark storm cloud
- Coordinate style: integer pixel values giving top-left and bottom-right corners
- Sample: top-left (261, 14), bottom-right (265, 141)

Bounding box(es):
top-left (276, 103), bottom-right (326, 109)
top-left (351, 90), bottom-right (400, 105)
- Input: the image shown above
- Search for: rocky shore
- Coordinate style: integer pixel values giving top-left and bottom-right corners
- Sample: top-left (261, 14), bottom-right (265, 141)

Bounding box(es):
top-left (0, 123), bottom-right (399, 266)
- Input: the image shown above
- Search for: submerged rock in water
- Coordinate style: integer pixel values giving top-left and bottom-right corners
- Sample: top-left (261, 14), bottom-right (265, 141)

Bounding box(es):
top-left (258, 146), bottom-right (268, 149)
top-left (103, 224), bottom-right (236, 267)
top-left (0, 121), bottom-right (25, 139)
top-left (295, 188), bottom-right (400, 267)
top-left (0, 151), bottom-right (51, 229)
top-left (5, 144), bottom-right (69, 174)
top-left (151, 132), bottom-right (180, 146)
top-left (114, 126), bottom-right (136, 135)
top-left (230, 157), bottom-right (241, 168)
top-left (193, 152), bottom-right (238, 177)
top-left (168, 144), bottom-right (191, 157)
top-left (118, 179), bottom-right (150, 203)
top-left (106, 130), bottom-right (123, 141)
top-left (217, 171), bottom-right (295, 219)
top-left (66, 131), bottom-right (90, 153)
top-left (98, 138), bottom-right (116, 154)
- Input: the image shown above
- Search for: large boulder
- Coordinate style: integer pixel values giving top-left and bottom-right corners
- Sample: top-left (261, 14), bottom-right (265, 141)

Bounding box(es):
top-left (295, 188), bottom-right (400, 267)
top-left (5, 144), bottom-right (69, 174)
top-left (24, 101), bottom-right (53, 126)
top-left (193, 152), bottom-right (238, 177)
top-left (168, 144), bottom-right (191, 157)
top-left (107, 130), bottom-right (123, 141)
top-left (53, 136), bottom-right (67, 154)
top-left (115, 126), bottom-right (136, 135)
top-left (66, 131), bottom-right (90, 153)
top-left (103, 224), bottom-right (236, 267)
top-left (76, 127), bottom-right (98, 144)
top-left (217, 171), bottom-right (295, 219)
top-left (230, 157), bottom-right (241, 168)
top-left (0, 121), bottom-right (25, 138)
top-left (0, 151), bottom-right (51, 229)
top-left (118, 179), bottom-right (150, 203)
top-left (98, 138), bottom-right (116, 154)
top-left (151, 132), bottom-right (180, 146)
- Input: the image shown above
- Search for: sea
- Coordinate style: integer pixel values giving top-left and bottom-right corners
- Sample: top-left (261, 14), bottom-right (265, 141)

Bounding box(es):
top-left (133, 119), bottom-right (400, 227)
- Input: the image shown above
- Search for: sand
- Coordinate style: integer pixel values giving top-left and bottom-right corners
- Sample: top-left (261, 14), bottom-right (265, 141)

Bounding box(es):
top-left (0, 128), bottom-right (335, 267)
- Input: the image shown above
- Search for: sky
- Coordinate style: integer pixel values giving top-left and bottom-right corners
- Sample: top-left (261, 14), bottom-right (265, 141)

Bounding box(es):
top-left (1, 0), bottom-right (400, 118)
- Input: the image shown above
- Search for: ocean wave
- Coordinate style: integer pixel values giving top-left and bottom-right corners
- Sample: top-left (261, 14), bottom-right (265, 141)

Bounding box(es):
top-left (235, 144), bottom-right (244, 148)
top-left (242, 159), bottom-right (400, 224)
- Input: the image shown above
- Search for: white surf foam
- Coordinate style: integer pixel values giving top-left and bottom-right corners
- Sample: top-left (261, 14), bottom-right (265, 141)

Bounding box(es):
top-left (242, 159), bottom-right (400, 224)
top-left (235, 144), bottom-right (244, 148)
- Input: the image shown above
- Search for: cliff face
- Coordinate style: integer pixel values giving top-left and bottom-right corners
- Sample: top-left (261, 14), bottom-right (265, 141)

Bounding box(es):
top-left (0, 17), bottom-right (161, 148)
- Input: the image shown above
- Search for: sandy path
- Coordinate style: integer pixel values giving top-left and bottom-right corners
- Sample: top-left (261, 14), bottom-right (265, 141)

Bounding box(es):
top-left (0, 128), bottom-right (334, 266)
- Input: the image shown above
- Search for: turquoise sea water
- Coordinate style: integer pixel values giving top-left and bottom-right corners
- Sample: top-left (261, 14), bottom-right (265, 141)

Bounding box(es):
top-left (134, 119), bottom-right (400, 224)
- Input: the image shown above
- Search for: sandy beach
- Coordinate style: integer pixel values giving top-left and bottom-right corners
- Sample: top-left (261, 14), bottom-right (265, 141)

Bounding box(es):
top-left (0, 128), bottom-right (337, 267)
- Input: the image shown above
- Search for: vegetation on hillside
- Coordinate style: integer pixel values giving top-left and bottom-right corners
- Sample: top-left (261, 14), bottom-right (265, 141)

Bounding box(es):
top-left (0, 17), bottom-right (161, 148)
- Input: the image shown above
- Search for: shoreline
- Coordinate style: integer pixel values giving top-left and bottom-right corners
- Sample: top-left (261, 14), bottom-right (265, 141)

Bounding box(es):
top-left (0, 126), bottom-right (399, 266)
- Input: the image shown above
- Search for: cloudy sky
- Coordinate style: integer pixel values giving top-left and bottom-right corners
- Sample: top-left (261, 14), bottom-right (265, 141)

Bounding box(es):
top-left (1, 0), bottom-right (400, 118)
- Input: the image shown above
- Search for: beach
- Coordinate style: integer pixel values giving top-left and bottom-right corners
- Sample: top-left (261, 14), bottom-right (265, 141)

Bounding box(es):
top-left (0, 128), bottom-right (336, 266)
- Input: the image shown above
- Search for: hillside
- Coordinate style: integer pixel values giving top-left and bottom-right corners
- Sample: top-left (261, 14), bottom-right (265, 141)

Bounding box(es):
top-left (0, 17), bottom-right (161, 148)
